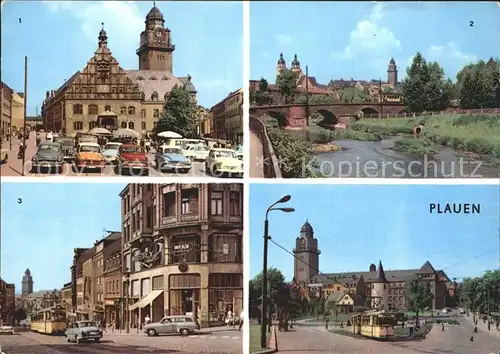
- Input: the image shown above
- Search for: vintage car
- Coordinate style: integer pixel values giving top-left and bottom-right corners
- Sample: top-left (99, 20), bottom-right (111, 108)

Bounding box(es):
top-left (53, 136), bottom-right (75, 161)
top-left (1, 148), bottom-right (8, 164)
top-left (116, 144), bottom-right (149, 176)
top-left (234, 145), bottom-right (244, 160)
top-left (65, 321), bottom-right (102, 343)
top-left (31, 142), bottom-right (64, 173)
top-left (205, 148), bottom-right (243, 177)
top-left (183, 144), bottom-right (210, 161)
top-left (143, 315), bottom-right (199, 337)
top-left (0, 324), bottom-right (15, 335)
top-left (102, 142), bottom-right (123, 164)
top-left (155, 146), bottom-right (191, 173)
top-left (75, 142), bottom-right (105, 171)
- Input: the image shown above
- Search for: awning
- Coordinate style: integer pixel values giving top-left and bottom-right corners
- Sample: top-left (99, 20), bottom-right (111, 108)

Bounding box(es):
top-left (129, 290), bottom-right (163, 311)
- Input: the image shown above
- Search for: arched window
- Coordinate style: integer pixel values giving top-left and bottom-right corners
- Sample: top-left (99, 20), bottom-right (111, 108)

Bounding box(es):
top-left (88, 104), bottom-right (98, 115)
top-left (128, 106), bottom-right (135, 115)
top-left (140, 92), bottom-right (145, 101)
top-left (89, 121), bottom-right (97, 130)
top-left (128, 122), bottom-right (135, 130)
top-left (105, 105), bottom-right (111, 112)
top-left (73, 121), bottom-right (83, 130)
top-left (120, 106), bottom-right (127, 115)
top-left (73, 104), bottom-right (83, 115)
top-left (151, 92), bottom-right (158, 101)
top-left (121, 122), bottom-right (127, 128)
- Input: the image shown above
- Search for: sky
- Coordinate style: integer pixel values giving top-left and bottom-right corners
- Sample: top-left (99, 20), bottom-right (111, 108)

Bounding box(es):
top-left (0, 183), bottom-right (125, 292)
top-left (249, 184), bottom-right (500, 282)
top-left (251, 2), bottom-right (500, 83)
top-left (1, 1), bottom-right (243, 114)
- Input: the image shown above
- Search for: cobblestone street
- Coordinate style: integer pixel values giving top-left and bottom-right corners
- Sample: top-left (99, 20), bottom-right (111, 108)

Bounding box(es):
top-left (0, 328), bottom-right (242, 354)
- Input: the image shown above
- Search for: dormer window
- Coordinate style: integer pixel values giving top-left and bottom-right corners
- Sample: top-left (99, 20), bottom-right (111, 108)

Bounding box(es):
top-left (151, 92), bottom-right (158, 101)
top-left (149, 76), bottom-right (157, 80)
top-left (140, 92), bottom-right (145, 101)
top-left (162, 76), bottom-right (169, 80)
top-left (137, 76), bottom-right (144, 80)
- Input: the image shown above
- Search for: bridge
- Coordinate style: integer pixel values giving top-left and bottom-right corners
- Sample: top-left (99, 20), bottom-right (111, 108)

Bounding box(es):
top-left (249, 102), bottom-right (406, 128)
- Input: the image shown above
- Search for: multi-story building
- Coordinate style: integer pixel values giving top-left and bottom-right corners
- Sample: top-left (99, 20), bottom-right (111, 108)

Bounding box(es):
top-left (61, 282), bottom-right (72, 316)
top-left (71, 247), bottom-right (95, 320)
top-left (0, 278), bottom-right (15, 325)
top-left (197, 105), bottom-right (212, 137)
top-left (1, 81), bottom-right (13, 139)
top-left (20, 290), bottom-right (62, 317)
top-left (293, 221), bottom-right (448, 311)
top-left (103, 235), bottom-right (122, 327)
top-left (21, 269), bottom-right (34, 295)
top-left (41, 5), bottom-right (197, 136)
top-left (11, 91), bottom-right (25, 133)
top-left (120, 183), bottom-right (243, 328)
top-left (210, 89), bottom-right (243, 144)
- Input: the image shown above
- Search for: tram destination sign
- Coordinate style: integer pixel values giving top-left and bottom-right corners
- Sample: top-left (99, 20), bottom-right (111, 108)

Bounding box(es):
top-left (171, 243), bottom-right (193, 256)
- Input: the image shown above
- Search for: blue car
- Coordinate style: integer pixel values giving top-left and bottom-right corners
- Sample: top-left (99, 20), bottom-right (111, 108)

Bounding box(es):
top-left (155, 146), bottom-right (192, 173)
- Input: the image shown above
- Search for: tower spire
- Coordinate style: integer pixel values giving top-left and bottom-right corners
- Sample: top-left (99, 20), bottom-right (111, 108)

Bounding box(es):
top-left (153, 1), bottom-right (155, 6)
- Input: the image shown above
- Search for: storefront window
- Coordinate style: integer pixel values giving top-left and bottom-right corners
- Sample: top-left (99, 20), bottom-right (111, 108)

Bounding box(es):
top-left (141, 278), bottom-right (150, 297)
top-left (208, 234), bottom-right (241, 263)
top-left (152, 276), bottom-right (164, 290)
top-left (208, 273), bottom-right (243, 325)
top-left (132, 280), bottom-right (140, 297)
top-left (169, 274), bottom-right (201, 316)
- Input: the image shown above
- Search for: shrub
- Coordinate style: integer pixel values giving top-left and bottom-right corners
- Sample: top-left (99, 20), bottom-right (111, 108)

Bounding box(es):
top-left (463, 137), bottom-right (494, 155)
top-left (393, 138), bottom-right (436, 155)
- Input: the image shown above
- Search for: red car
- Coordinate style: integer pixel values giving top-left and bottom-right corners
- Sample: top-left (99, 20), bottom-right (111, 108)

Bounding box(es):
top-left (116, 144), bottom-right (149, 176)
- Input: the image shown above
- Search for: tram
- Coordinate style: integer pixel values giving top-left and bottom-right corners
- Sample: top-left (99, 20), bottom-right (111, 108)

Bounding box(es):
top-left (30, 306), bottom-right (67, 335)
top-left (351, 310), bottom-right (395, 339)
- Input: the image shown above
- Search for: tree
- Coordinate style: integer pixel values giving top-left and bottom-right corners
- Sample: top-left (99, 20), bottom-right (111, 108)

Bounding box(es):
top-left (405, 280), bottom-right (433, 317)
top-left (461, 270), bottom-right (500, 314)
top-left (457, 59), bottom-right (500, 109)
top-left (259, 78), bottom-right (269, 92)
top-left (156, 85), bottom-right (198, 138)
top-left (276, 69), bottom-right (298, 103)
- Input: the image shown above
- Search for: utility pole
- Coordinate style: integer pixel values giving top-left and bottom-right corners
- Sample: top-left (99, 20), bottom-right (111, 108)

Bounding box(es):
top-left (260, 218), bottom-right (269, 349)
top-left (268, 280), bottom-right (272, 333)
top-left (305, 65), bottom-right (310, 126)
top-left (21, 56), bottom-right (28, 176)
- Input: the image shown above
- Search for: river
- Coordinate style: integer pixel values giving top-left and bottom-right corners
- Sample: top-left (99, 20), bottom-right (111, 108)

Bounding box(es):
top-left (309, 137), bottom-right (500, 178)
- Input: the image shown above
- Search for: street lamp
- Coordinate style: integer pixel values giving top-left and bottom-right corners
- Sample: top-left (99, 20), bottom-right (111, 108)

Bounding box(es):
top-left (124, 269), bottom-right (131, 334)
top-left (260, 195), bottom-right (294, 349)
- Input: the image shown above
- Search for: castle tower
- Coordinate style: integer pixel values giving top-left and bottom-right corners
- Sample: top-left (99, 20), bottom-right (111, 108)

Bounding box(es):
top-left (291, 54), bottom-right (301, 73)
top-left (371, 261), bottom-right (388, 310)
top-left (387, 58), bottom-right (398, 87)
top-left (98, 22), bottom-right (108, 49)
top-left (276, 53), bottom-right (286, 76)
top-left (293, 220), bottom-right (321, 283)
top-left (21, 268), bottom-right (33, 295)
top-left (137, 2), bottom-right (175, 72)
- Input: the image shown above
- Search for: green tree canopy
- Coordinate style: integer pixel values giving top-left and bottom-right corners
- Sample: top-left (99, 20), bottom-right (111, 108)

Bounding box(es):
top-left (405, 280), bottom-right (434, 316)
top-left (156, 85), bottom-right (198, 138)
top-left (276, 69), bottom-right (298, 103)
top-left (457, 59), bottom-right (500, 109)
top-left (460, 269), bottom-right (500, 314)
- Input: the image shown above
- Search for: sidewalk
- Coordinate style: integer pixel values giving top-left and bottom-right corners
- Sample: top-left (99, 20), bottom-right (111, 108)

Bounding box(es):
top-left (465, 314), bottom-right (500, 339)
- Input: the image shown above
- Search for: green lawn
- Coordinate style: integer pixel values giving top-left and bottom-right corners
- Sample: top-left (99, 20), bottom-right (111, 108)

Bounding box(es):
top-left (249, 324), bottom-right (268, 353)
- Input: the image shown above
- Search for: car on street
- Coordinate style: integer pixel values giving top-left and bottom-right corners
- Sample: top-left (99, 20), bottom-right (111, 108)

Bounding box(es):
top-left (65, 321), bottom-right (102, 343)
top-left (205, 148), bottom-right (243, 177)
top-left (441, 307), bottom-right (451, 314)
top-left (31, 142), bottom-right (65, 173)
top-left (155, 146), bottom-right (192, 173)
top-left (0, 325), bottom-right (15, 335)
top-left (458, 308), bottom-right (465, 314)
top-left (116, 144), bottom-right (149, 176)
top-left (53, 136), bottom-right (75, 161)
top-left (183, 144), bottom-right (210, 161)
top-left (1, 148), bottom-right (8, 164)
top-left (102, 142), bottom-right (123, 164)
top-left (75, 142), bottom-right (105, 171)
top-left (143, 315), bottom-right (199, 337)
top-left (234, 145), bottom-right (243, 160)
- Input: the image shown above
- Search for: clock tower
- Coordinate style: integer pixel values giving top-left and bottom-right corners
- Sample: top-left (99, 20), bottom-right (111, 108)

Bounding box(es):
top-left (137, 3), bottom-right (175, 72)
top-left (293, 220), bottom-right (320, 284)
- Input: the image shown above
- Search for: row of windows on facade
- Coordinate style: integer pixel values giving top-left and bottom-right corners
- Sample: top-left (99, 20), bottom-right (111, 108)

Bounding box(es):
top-left (73, 121), bottom-right (151, 131)
top-left (71, 87), bottom-right (165, 102)
top-left (72, 104), bottom-right (161, 117)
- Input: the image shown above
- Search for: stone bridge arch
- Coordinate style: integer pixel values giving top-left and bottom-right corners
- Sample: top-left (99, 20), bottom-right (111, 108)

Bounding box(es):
top-left (260, 110), bottom-right (289, 128)
top-left (314, 109), bottom-right (339, 128)
top-left (360, 106), bottom-right (380, 115)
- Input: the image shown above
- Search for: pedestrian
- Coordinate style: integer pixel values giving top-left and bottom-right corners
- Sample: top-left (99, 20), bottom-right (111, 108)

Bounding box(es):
top-left (144, 314), bottom-right (151, 326)
top-left (340, 321), bottom-right (344, 329)
top-left (474, 325), bottom-right (478, 333)
top-left (238, 310), bottom-right (244, 331)
top-left (441, 323), bottom-right (444, 331)
top-left (325, 318), bottom-right (329, 330)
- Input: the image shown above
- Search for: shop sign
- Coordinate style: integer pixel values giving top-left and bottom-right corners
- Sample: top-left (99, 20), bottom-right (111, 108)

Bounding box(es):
top-left (171, 243), bottom-right (193, 256)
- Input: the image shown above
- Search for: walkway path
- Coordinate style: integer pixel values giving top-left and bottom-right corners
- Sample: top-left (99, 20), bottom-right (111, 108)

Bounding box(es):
top-left (250, 131), bottom-right (264, 178)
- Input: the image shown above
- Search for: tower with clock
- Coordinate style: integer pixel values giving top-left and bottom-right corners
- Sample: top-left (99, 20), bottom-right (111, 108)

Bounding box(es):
top-left (292, 220), bottom-right (321, 284)
top-left (136, 3), bottom-right (175, 72)
top-left (370, 261), bottom-right (389, 310)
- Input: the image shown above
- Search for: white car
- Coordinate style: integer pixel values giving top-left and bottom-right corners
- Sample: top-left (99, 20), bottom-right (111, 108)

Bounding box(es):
top-left (205, 148), bottom-right (243, 177)
top-left (0, 325), bottom-right (14, 335)
top-left (102, 142), bottom-right (123, 164)
top-left (184, 144), bottom-right (210, 161)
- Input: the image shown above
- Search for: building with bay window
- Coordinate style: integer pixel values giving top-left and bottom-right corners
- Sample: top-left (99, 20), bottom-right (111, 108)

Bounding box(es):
top-left (120, 183), bottom-right (243, 328)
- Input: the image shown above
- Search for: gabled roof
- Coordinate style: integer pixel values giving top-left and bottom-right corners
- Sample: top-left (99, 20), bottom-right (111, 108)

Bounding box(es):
top-left (375, 261), bottom-right (388, 283)
top-left (419, 261), bottom-right (436, 273)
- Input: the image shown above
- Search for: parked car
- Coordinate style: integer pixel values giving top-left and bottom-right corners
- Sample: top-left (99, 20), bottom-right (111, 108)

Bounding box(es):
top-left (1, 149), bottom-right (8, 164)
top-left (65, 321), bottom-right (102, 343)
top-left (234, 145), bottom-right (243, 160)
top-left (155, 146), bottom-right (191, 173)
top-left (102, 142), bottom-right (123, 164)
top-left (75, 142), bottom-right (105, 171)
top-left (53, 136), bottom-right (75, 161)
top-left (0, 325), bottom-right (15, 335)
top-left (183, 144), bottom-right (210, 161)
top-left (205, 148), bottom-right (243, 177)
top-left (458, 308), bottom-right (465, 314)
top-left (116, 144), bottom-right (149, 176)
top-left (143, 315), bottom-right (199, 337)
top-left (31, 142), bottom-right (64, 173)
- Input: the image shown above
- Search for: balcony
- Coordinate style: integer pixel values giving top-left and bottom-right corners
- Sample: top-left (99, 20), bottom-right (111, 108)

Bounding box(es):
top-left (130, 232), bottom-right (153, 246)
top-left (160, 214), bottom-right (200, 227)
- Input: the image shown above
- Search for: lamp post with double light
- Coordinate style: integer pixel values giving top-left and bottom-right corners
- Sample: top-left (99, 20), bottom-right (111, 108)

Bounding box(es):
top-left (260, 195), bottom-right (294, 349)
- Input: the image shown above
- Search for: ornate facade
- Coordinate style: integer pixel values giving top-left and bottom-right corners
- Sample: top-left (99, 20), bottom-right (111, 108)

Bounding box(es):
top-left (0, 278), bottom-right (15, 325)
top-left (42, 5), bottom-right (197, 137)
top-left (120, 183), bottom-right (243, 328)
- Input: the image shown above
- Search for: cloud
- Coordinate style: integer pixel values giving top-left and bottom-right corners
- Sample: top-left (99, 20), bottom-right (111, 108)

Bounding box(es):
top-left (426, 42), bottom-right (477, 64)
top-left (332, 3), bottom-right (401, 60)
top-left (276, 34), bottom-right (292, 45)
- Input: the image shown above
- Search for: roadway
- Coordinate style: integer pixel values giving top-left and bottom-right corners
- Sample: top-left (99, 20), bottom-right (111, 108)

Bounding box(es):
top-left (1, 135), bottom-right (238, 179)
top-left (249, 132), bottom-right (264, 178)
top-left (0, 327), bottom-right (242, 354)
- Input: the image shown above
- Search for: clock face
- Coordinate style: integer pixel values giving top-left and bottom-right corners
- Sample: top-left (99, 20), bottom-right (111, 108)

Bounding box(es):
top-left (300, 238), bottom-right (306, 246)
top-left (156, 31), bottom-right (162, 38)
